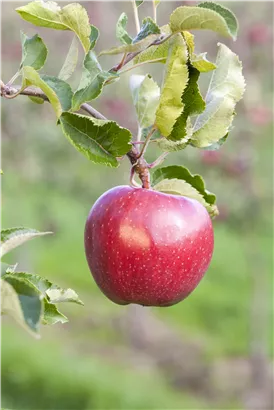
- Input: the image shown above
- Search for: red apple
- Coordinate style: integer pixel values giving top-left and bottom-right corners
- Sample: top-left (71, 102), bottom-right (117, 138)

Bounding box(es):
top-left (84, 186), bottom-right (214, 307)
top-left (248, 106), bottom-right (272, 126)
top-left (248, 24), bottom-right (271, 45)
top-left (201, 151), bottom-right (221, 166)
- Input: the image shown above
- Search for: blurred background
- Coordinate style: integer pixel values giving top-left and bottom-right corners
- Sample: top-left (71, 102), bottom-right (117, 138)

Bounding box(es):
top-left (1, 1), bottom-right (273, 409)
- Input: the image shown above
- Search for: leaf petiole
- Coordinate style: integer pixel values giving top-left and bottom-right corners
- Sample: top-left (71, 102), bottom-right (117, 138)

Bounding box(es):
top-left (132, 137), bottom-right (163, 145)
top-left (137, 126), bottom-right (157, 159)
top-left (114, 52), bottom-right (128, 73)
top-left (152, 0), bottom-right (157, 23)
top-left (6, 71), bottom-right (21, 87)
top-left (148, 151), bottom-right (169, 169)
top-left (118, 57), bottom-right (165, 75)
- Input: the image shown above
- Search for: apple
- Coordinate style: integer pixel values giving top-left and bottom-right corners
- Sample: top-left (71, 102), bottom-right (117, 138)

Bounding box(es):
top-left (84, 186), bottom-right (214, 307)
top-left (248, 106), bottom-right (272, 126)
top-left (201, 151), bottom-right (221, 166)
top-left (248, 24), bottom-right (271, 45)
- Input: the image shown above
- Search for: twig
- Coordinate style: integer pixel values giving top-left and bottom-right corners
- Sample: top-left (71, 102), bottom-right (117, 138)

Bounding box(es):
top-left (114, 52), bottom-right (128, 73)
top-left (1, 81), bottom-right (151, 188)
top-left (3, 88), bottom-right (24, 99)
top-left (110, 34), bottom-right (172, 73)
top-left (131, 0), bottom-right (140, 34)
top-left (1, 84), bottom-right (47, 100)
top-left (1, 83), bottom-right (107, 121)
top-left (2, 84), bottom-right (48, 101)
top-left (153, 33), bottom-right (173, 46)
top-left (0, 31), bottom-right (172, 189)
top-left (80, 103), bottom-right (107, 120)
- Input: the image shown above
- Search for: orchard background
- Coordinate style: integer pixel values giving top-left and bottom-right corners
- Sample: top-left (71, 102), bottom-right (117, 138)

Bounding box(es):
top-left (1, 1), bottom-right (273, 409)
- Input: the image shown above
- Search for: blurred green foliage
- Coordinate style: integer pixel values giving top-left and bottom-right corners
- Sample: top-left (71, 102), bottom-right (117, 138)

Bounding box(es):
top-left (3, 328), bottom-right (205, 410)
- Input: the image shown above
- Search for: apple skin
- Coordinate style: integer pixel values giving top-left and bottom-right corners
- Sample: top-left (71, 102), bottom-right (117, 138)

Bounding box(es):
top-left (84, 186), bottom-right (214, 307)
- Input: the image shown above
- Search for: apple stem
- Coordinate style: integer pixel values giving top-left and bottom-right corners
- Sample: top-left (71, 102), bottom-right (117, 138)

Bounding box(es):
top-left (126, 127), bottom-right (158, 189)
top-left (127, 146), bottom-right (151, 189)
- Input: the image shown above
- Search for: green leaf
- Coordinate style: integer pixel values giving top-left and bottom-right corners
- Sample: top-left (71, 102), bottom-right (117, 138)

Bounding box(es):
top-left (202, 133), bottom-right (228, 151)
top-left (153, 178), bottom-right (218, 217)
top-left (198, 2), bottom-right (238, 40)
top-left (41, 75), bottom-right (73, 111)
top-left (170, 4), bottom-right (238, 40)
top-left (157, 137), bottom-right (189, 152)
top-left (28, 96), bottom-right (44, 104)
top-left (135, 1), bottom-right (144, 7)
top-left (133, 17), bottom-right (160, 43)
top-left (169, 66), bottom-right (205, 141)
top-left (89, 25), bottom-right (99, 50)
top-left (183, 31), bottom-right (195, 56)
top-left (1, 263), bottom-right (17, 277)
top-left (129, 74), bottom-right (160, 129)
top-left (182, 31), bottom-right (216, 73)
top-left (73, 51), bottom-right (101, 107)
top-left (21, 66), bottom-right (64, 117)
top-left (58, 36), bottom-right (78, 81)
top-left (99, 33), bottom-right (160, 56)
top-left (152, 165), bottom-right (216, 205)
top-left (191, 53), bottom-right (216, 72)
top-left (116, 13), bottom-right (132, 45)
top-left (16, 1), bottom-right (67, 30)
top-left (72, 52), bottom-right (118, 111)
top-left (60, 112), bottom-right (132, 167)
top-left (191, 43), bottom-right (245, 148)
top-left (2, 277), bottom-right (42, 336)
top-left (6, 272), bottom-right (52, 294)
top-left (16, 1), bottom-right (91, 53)
top-left (1, 265), bottom-right (7, 277)
top-left (20, 32), bottom-right (48, 70)
top-left (43, 298), bottom-right (68, 325)
top-left (21, 67), bottom-right (73, 115)
top-left (1, 227), bottom-right (52, 257)
top-left (155, 34), bottom-right (189, 137)
top-left (5, 272), bottom-right (82, 302)
top-left (133, 24), bottom-right (171, 64)
top-left (46, 287), bottom-right (84, 305)
top-left (4, 271), bottom-right (82, 323)
top-left (157, 119), bottom-right (192, 152)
